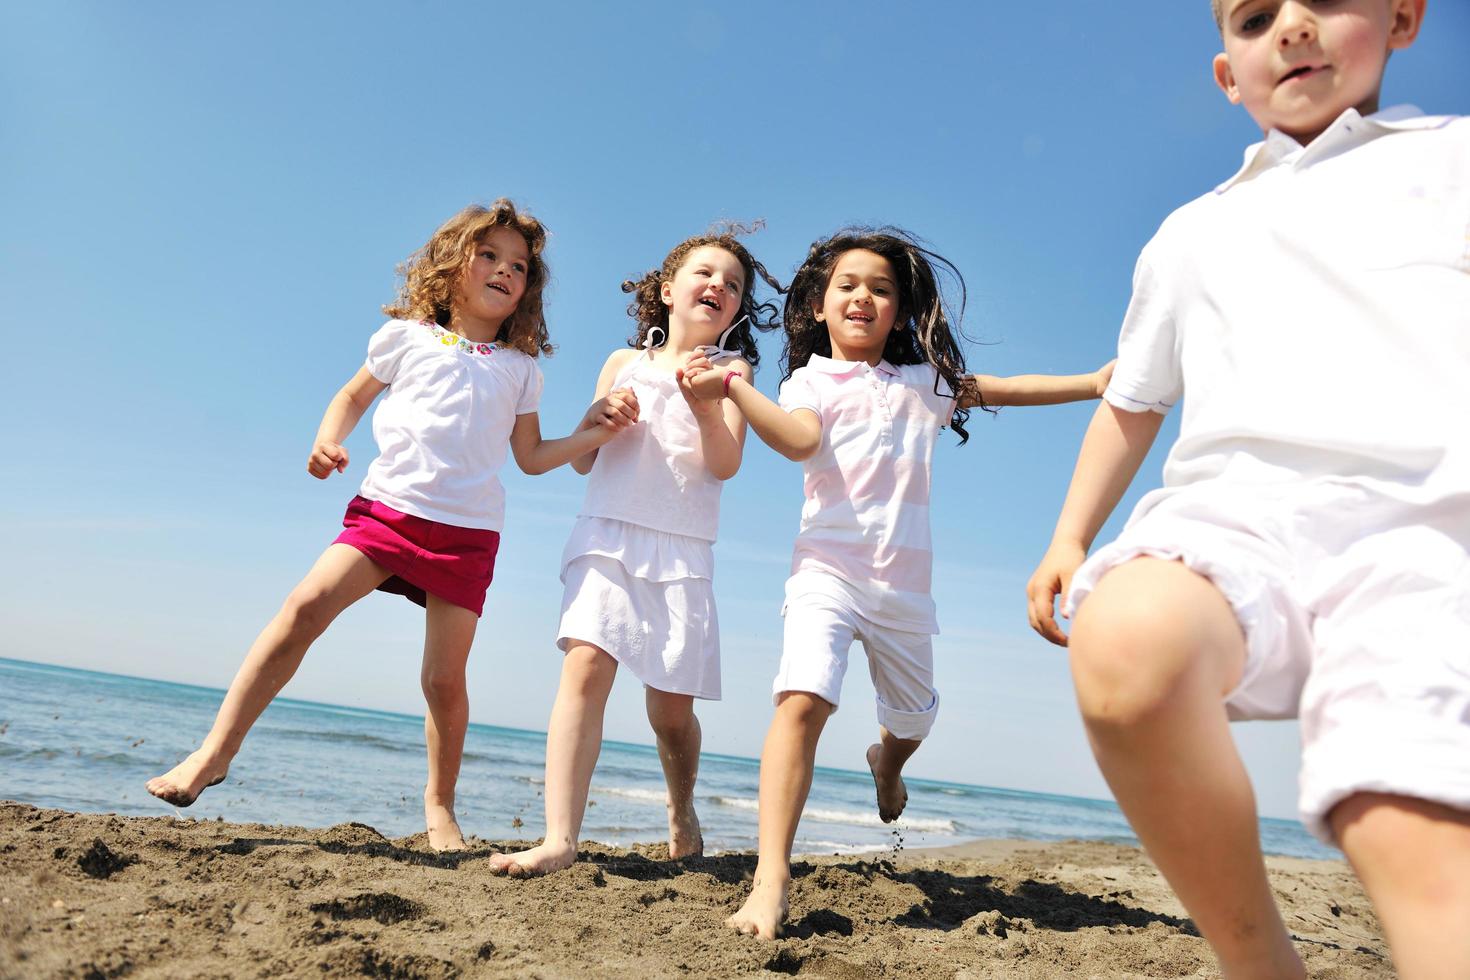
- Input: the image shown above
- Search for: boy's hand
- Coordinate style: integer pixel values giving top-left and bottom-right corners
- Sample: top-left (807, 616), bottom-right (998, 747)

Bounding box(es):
top-left (1026, 540), bottom-right (1088, 646)
top-left (1093, 359), bottom-right (1117, 398)
top-left (308, 440), bottom-right (349, 479)
top-left (588, 387), bottom-right (639, 433)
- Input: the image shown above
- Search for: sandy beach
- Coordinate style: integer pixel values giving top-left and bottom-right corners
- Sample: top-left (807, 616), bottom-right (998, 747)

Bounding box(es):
top-left (0, 801), bottom-right (1393, 978)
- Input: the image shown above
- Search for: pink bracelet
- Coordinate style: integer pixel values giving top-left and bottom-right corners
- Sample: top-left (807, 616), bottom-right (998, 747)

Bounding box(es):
top-left (723, 370), bottom-right (740, 396)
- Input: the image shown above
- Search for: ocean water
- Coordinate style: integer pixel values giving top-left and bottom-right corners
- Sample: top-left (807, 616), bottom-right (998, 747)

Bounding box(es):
top-left (0, 657), bottom-right (1335, 860)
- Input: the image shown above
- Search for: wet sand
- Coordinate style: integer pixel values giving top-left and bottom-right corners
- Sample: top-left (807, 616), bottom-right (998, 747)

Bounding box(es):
top-left (0, 801), bottom-right (1393, 978)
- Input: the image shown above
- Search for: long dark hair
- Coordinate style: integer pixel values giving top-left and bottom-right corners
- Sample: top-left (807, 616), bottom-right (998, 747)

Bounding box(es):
top-left (783, 227), bottom-right (983, 443)
top-left (621, 221), bottom-right (784, 369)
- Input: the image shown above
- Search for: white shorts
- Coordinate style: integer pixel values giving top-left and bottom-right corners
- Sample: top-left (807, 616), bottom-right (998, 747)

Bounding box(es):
top-left (557, 555), bottom-right (721, 700)
top-left (775, 576), bottom-right (939, 740)
top-left (1067, 482), bottom-right (1470, 844)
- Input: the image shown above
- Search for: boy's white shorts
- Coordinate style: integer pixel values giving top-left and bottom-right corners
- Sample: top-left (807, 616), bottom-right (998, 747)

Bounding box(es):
top-left (774, 571), bottom-right (939, 740)
top-left (1067, 481), bottom-right (1470, 845)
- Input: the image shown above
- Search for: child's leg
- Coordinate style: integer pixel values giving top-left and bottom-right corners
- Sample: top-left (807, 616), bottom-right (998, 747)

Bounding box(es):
top-left (861, 626), bottom-right (937, 823)
top-left (866, 730), bottom-right (920, 823)
top-left (146, 544), bottom-right (390, 806)
top-left (1330, 793), bottom-right (1470, 980)
top-left (726, 691), bottom-right (833, 940)
top-left (645, 688), bottom-right (702, 859)
top-left (489, 642), bottom-right (618, 876)
top-left (420, 594), bottom-right (478, 851)
top-left (1069, 557), bottom-right (1304, 979)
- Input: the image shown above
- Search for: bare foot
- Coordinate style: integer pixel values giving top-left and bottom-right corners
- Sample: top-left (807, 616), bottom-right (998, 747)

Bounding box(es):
top-left (725, 872), bottom-right (789, 940)
top-left (866, 743), bottom-right (909, 823)
top-left (487, 839), bottom-right (576, 878)
top-left (145, 750), bottom-right (228, 807)
top-left (425, 801), bottom-right (466, 852)
top-left (667, 799), bottom-right (702, 860)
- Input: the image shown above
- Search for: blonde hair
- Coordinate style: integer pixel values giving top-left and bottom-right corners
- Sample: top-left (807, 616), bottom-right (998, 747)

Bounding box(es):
top-left (383, 200), bottom-right (553, 357)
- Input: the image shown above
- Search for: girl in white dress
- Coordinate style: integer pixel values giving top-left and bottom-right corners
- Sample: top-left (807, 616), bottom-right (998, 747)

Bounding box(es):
top-left (490, 227), bottom-right (782, 876)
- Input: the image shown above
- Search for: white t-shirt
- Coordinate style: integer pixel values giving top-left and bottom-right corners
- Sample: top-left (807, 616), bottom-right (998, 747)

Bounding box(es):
top-left (778, 356), bottom-right (957, 634)
top-left (1108, 106), bottom-right (1470, 511)
top-left (358, 319), bottom-right (543, 531)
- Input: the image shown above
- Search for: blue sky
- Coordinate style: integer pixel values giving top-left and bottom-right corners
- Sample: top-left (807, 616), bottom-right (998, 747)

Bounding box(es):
top-left (3, 2), bottom-right (1466, 821)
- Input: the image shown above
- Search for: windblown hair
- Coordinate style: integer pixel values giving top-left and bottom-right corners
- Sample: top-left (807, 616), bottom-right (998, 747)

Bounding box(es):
top-left (383, 200), bottom-right (553, 358)
top-left (620, 221), bottom-right (784, 369)
top-left (782, 227), bottom-right (983, 444)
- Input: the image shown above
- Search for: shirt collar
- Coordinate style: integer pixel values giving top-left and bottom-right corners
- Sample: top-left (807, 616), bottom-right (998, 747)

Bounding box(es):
top-left (805, 354), bottom-right (900, 378)
top-left (1214, 104), bottom-right (1440, 193)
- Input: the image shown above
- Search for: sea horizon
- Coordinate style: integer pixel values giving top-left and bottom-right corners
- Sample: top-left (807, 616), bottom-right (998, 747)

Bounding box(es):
top-left (0, 656), bottom-right (1338, 860)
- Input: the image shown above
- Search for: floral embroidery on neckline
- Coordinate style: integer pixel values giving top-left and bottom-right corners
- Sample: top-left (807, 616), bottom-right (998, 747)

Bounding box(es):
top-left (422, 321), bottom-right (498, 356)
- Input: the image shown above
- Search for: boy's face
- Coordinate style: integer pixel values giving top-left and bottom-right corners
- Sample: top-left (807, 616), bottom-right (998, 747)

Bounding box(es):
top-left (1212, 0), bottom-right (1423, 144)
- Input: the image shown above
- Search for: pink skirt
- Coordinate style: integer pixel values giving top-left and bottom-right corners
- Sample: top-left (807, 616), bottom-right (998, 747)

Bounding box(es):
top-left (333, 496), bottom-right (500, 617)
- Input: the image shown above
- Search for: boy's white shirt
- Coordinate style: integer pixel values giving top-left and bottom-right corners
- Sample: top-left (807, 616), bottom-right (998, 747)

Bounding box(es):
top-left (1105, 105), bottom-right (1469, 516)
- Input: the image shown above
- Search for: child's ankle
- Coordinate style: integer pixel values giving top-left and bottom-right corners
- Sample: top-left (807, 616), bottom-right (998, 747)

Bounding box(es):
top-left (751, 861), bottom-right (791, 888)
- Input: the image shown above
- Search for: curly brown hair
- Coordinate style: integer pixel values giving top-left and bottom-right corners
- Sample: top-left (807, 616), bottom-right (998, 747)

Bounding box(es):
top-left (782, 227), bottom-right (985, 444)
top-left (620, 221), bottom-right (784, 369)
top-left (383, 200), bottom-right (554, 358)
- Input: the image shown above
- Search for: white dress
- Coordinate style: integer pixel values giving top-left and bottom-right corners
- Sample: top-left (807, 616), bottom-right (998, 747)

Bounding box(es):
top-left (556, 350), bottom-right (730, 699)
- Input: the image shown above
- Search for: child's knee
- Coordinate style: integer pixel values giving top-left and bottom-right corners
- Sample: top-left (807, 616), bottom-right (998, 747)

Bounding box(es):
top-left (775, 690), bottom-right (835, 725)
top-left (1070, 560), bottom-right (1243, 727)
top-left (645, 692), bottom-right (696, 740)
top-left (279, 586), bottom-right (338, 640)
top-left (420, 667), bottom-right (466, 706)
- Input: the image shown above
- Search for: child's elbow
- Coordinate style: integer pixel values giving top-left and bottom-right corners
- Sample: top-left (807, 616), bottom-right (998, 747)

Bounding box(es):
top-left (784, 432), bottom-right (822, 462)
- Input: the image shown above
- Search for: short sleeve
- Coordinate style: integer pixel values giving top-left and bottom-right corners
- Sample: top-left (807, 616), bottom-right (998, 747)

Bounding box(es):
top-left (1105, 238), bottom-right (1182, 415)
top-left (778, 368), bottom-right (822, 416)
top-left (515, 358), bottom-right (544, 415)
top-left (915, 365), bottom-right (958, 422)
top-left (365, 320), bottom-right (412, 384)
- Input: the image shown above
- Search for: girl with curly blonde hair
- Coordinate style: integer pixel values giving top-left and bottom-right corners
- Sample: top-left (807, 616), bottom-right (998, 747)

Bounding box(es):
top-left (147, 201), bottom-right (637, 851)
top-left (490, 224), bottom-right (782, 877)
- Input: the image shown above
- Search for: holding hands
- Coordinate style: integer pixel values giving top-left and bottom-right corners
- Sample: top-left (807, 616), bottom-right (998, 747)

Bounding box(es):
top-left (308, 440), bottom-right (349, 479)
top-left (586, 386), bottom-right (640, 434)
top-left (677, 352), bottom-right (729, 407)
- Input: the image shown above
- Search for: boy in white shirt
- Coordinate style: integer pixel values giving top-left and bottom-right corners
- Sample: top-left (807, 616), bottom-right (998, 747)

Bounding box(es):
top-left (1026, 1), bottom-right (1468, 977)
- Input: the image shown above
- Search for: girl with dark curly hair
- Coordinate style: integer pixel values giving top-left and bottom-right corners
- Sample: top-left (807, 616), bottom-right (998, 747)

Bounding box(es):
top-left (146, 201), bottom-right (632, 852)
top-left (490, 225), bottom-right (782, 878)
top-left (684, 227), bottom-right (1113, 938)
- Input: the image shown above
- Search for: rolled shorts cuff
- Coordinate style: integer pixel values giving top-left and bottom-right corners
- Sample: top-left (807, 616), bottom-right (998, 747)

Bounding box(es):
top-left (878, 693), bottom-right (938, 740)
top-left (1299, 710), bottom-right (1470, 846)
top-left (771, 661), bottom-right (843, 710)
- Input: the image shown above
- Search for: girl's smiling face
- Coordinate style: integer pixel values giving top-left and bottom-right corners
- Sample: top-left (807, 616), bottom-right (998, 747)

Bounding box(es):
top-left (452, 226), bottom-right (530, 338)
top-left (660, 245), bottom-right (746, 337)
top-left (816, 248), bottom-right (901, 364)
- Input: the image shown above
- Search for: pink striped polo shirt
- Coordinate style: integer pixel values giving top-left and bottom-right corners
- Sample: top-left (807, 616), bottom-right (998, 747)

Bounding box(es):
top-left (778, 355), bottom-right (957, 633)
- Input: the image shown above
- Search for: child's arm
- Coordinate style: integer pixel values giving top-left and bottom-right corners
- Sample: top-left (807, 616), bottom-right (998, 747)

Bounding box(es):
top-left (680, 363), bottom-right (822, 462)
top-left (960, 359), bottom-right (1115, 408)
top-left (677, 353), bottom-right (751, 480)
top-left (570, 349), bottom-right (642, 475)
top-left (308, 366), bottom-right (388, 479)
top-left (1025, 401), bottom-right (1164, 645)
top-left (509, 407), bottom-right (632, 476)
